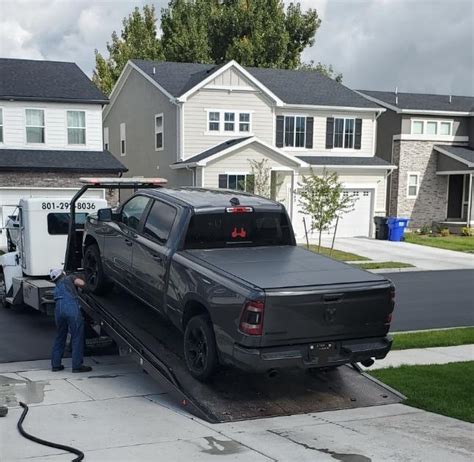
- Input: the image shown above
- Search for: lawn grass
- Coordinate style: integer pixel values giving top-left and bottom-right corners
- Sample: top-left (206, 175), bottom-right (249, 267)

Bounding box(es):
top-left (371, 362), bottom-right (474, 423)
top-left (354, 261), bottom-right (414, 270)
top-left (305, 245), bottom-right (370, 261)
top-left (391, 327), bottom-right (474, 350)
top-left (404, 233), bottom-right (474, 253)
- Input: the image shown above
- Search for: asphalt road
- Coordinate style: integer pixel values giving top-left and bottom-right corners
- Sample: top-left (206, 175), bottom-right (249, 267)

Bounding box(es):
top-left (0, 269), bottom-right (472, 362)
top-left (387, 269), bottom-right (474, 332)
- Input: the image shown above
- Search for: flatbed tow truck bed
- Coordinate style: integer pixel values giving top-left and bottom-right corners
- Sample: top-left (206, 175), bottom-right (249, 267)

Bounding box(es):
top-left (80, 288), bottom-right (404, 424)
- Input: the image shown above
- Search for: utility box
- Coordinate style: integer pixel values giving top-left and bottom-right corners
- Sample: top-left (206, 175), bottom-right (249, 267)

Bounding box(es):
top-left (22, 279), bottom-right (55, 313)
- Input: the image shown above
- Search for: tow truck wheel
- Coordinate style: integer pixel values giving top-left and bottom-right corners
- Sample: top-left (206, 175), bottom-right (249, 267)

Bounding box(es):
top-left (184, 314), bottom-right (218, 381)
top-left (84, 245), bottom-right (112, 295)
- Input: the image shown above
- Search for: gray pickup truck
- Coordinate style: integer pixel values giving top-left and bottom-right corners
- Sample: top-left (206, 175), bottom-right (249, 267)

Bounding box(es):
top-left (83, 188), bottom-right (394, 381)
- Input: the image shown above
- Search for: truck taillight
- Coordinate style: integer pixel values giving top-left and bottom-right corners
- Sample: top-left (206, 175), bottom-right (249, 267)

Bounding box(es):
top-left (239, 300), bottom-right (265, 336)
top-left (226, 206), bottom-right (253, 213)
top-left (386, 286), bottom-right (395, 326)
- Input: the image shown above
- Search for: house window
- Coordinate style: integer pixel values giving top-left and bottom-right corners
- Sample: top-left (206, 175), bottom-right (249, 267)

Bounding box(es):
top-left (333, 118), bottom-right (355, 148)
top-left (208, 112), bottom-right (220, 131)
top-left (407, 173), bottom-right (419, 198)
top-left (218, 174), bottom-right (255, 193)
top-left (0, 108), bottom-right (3, 143)
top-left (120, 122), bottom-right (126, 156)
top-left (440, 122), bottom-right (452, 135)
top-left (284, 116), bottom-right (306, 147)
top-left (25, 109), bottom-right (45, 143)
top-left (412, 121), bottom-right (424, 134)
top-left (155, 114), bottom-right (164, 150)
top-left (426, 121), bottom-right (437, 135)
top-left (239, 113), bottom-right (250, 132)
top-left (67, 111), bottom-right (86, 144)
top-left (104, 127), bottom-right (109, 150)
top-left (224, 112), bottom-right (235, 132)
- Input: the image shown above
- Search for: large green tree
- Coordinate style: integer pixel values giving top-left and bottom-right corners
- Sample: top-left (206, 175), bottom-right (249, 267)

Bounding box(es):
top-left (94, 1), bottom-right (340, 95)
top-left (93, 5), bottom-right (163, 94)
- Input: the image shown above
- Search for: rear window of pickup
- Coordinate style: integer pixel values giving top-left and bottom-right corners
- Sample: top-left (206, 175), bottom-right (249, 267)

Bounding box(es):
top-left (184, 211), bottom-right (292, 249)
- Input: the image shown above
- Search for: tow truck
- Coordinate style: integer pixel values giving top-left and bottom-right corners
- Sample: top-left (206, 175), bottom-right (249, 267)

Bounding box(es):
top-left (1, 178), bottom-right (404, 423)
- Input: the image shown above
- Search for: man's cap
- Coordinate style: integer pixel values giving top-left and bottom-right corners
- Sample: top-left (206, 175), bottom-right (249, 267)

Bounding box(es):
top-left (49, 268), bottom-right (63, 281)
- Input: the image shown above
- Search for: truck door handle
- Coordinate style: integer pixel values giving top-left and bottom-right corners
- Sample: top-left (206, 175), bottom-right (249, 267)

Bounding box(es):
top-left (124, 239), bottom-right (132, 247)
top-left (323, 293), bottom-right (343, 303)
top-left (151, 253), bottom-right (162, 262)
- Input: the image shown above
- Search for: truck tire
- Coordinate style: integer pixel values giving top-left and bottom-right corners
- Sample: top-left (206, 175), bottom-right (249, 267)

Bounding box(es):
top-left (83, 245), bottom-right (112, 295)
top-left (184, 314), bottom-right (218, 381)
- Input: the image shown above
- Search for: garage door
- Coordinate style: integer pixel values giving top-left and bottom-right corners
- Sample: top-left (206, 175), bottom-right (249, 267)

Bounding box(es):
top-left (0, 187), bottom-right (105, 250)
top-left (292, 189), bottom-right (373, 240)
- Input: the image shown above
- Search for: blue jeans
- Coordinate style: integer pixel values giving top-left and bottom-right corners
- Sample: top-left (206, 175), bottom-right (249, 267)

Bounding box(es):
top-left (51, 299), bottom-right (85, 370)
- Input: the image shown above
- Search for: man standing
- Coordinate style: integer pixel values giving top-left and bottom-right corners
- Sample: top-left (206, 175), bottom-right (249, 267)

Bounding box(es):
top-left (50, 269), bottom-right (92, 373)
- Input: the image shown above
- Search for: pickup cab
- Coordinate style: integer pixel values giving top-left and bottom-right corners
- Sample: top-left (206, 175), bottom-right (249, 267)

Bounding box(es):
top-left (83, 188), bottom-right (394, 381)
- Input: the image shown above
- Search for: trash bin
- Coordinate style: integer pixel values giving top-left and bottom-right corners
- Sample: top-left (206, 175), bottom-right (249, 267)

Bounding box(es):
top-left (374, 216), bottom-right (389, 240)
top-left (387, 217), bottom-right (409, 242)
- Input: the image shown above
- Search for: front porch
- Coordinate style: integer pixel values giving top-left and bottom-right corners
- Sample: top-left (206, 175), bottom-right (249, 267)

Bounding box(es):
top-left (435, 145), bottom-right (474, 231)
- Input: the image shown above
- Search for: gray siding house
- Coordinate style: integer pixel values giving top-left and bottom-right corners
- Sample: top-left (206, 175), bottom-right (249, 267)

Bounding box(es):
top-left (104, 60), bottom-right (396, 240)
top-left (359, 90), bottom-right (474, 230)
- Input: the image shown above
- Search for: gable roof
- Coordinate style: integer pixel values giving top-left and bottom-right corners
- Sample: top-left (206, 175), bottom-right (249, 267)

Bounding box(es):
top-left (358, 90), bottom-right (474, 114)
top-left (0, 58), bottom-right (108, 104)
top-left (172, 136), bottom-right (306, 169)
top-left (0, 149), bottom-right (127, 173)
top-left (131, 60), bottom-right (379, 109)
top-left (434, 145), bottom-right (474, 167)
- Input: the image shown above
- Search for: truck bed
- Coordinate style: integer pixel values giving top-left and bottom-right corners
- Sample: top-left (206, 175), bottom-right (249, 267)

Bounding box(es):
top-left (183, 246), bottom-right (385, 289)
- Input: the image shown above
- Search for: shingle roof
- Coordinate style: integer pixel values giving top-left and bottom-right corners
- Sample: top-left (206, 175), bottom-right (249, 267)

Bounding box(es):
top-left (173, 137), bottom-right (252, 165)
top-left (358, 90), bottom-right (474, 113)
top-left (0, 149), bottom-right (127, 172)
top-left (434, 145), bottom-right (474, 166)
top-left (0, 58), bottom-right (108, 104)
top-left (131, 60), bottom-right (377, 109)
top-left (296, 156), bottom-right (394, 168)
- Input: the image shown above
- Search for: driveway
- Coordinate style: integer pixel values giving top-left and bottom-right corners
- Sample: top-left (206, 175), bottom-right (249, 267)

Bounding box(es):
top-left (1, 357), bottom-right (473, 461)
top-left (322, 237), bottom-right (474, 270)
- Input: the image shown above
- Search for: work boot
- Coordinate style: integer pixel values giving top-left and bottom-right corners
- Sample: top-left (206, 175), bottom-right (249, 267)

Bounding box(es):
top-left (52, 365), bottom-right (65, 372)
top-left (72, 365), bottom-right (92, 373)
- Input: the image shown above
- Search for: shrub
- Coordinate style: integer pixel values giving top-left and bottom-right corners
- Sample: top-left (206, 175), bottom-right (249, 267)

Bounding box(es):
top-left (461, 227), bottom-right (474, 237)
top-left (440, 228), bottom-right (450, 237)
top-left (419, 224), bottom-right (432, 235)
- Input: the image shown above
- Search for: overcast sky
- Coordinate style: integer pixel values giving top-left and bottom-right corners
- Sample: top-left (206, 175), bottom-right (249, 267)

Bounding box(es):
top-left (0, 0), bottom-right (473, 95)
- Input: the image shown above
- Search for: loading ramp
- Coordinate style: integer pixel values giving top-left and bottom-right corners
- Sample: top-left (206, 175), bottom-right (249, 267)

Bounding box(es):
top-left (80, 288), bottom-right (404, 424)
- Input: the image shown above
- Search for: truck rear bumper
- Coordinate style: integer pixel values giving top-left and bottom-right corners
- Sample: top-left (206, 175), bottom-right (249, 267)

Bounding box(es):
top-left (231, 336), bottom-right (392, 372)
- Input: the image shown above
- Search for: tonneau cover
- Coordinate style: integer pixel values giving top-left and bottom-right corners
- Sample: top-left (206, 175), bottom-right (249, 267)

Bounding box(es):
top-left (183, 246), bottom-right (386, 289)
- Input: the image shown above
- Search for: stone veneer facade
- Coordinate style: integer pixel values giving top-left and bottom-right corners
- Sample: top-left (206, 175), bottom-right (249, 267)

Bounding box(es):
top-left (0, 172), bottom-right (119, 205)
top-left (389, 140), bottom-right (450, 229)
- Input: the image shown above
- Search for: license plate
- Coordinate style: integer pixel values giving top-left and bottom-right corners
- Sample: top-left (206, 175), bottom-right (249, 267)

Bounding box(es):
top-left (310, 342), bottom-right (334, 351)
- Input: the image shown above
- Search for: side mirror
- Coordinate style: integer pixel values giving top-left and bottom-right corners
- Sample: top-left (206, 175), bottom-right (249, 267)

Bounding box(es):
top-left (97, 208), bottom-right (113, 222)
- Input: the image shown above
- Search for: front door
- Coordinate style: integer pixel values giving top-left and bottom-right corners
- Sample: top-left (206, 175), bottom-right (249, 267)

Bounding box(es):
top-left (447, 175), bottom-right (463, 219)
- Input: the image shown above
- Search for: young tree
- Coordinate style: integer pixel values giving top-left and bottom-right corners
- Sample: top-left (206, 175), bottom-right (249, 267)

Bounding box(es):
top-left (248, 158), bottom-right (271, 197)
top-left (93, 5), bottom-right (163, 94)
top-left (298, 169), bottom-right (354, 252)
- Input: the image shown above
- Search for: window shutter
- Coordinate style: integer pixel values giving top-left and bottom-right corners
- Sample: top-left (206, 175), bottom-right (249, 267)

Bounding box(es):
top-left (305, 117), bottom-right (314, 149)
top-left (325, 117), bottom-right (334, 149)
top-left (354, 118), bottom-right (362, 149)
top-left (276, 116), bottom-right (284, 147)
top-left (218, 174), bottom-right (227, 189)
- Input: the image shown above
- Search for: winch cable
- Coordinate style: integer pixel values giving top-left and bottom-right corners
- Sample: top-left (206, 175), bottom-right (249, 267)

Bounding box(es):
top-left (17, 402), bottom-right (85, 461)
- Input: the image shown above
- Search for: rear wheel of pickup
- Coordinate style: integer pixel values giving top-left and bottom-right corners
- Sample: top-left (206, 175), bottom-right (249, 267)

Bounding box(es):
top-left (184, 314), bottom-right (218, 381)
top-left (84, 245), bottom-right (112, 295)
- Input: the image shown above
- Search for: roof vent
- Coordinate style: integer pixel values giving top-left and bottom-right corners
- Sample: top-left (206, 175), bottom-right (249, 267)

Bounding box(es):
top-left (230, 197), bottom-right (240, 206)
top-left (152, 66), bottom-right (156, 75)
top-left (449, 95), bottom-right (452, 104)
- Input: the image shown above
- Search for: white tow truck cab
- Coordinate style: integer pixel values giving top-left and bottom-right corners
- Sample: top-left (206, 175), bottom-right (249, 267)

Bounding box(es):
top-left (0, 196), bottom-right (107, 313)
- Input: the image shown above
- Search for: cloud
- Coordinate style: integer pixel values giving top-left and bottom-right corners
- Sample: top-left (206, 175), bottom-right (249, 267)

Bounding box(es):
top-left (0, 0), bottom-right (472, 95)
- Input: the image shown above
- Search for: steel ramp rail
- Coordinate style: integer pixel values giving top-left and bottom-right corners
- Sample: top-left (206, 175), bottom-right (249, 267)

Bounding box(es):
top-left (80, 288), bottom-right (404, 424)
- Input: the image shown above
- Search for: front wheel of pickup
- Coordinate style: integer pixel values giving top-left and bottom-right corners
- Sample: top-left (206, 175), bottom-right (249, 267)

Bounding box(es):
top-left (83, 245), bottom-right (112, 295)
top-left (184, 314), bottom-right (218, 381)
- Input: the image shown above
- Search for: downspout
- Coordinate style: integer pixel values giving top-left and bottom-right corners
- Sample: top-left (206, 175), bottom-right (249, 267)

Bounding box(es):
top-left (468, 173), bottom-right (473, 227)
top-left (185, 165), bottom-right (196, 186)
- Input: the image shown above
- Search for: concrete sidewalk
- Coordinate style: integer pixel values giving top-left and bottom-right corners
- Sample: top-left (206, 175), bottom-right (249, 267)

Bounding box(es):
top-left (368, 344), bottom-right (473, 370)
top-left (320, 236), bottom-right (474, 271)
top-left (1, 355), bottom-right (473, 461)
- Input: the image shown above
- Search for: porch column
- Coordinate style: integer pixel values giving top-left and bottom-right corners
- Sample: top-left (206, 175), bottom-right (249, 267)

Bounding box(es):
top-left (469, 173), bottom-right (474, 227)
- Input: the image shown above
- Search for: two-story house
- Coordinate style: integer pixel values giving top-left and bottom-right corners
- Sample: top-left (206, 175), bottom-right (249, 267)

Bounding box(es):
top-left (104, 60), bottom-right (395, 240)
top-left (359, 90), bottom-right (474, 231)
top-left (0, 58), bottom-right (127, 246)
